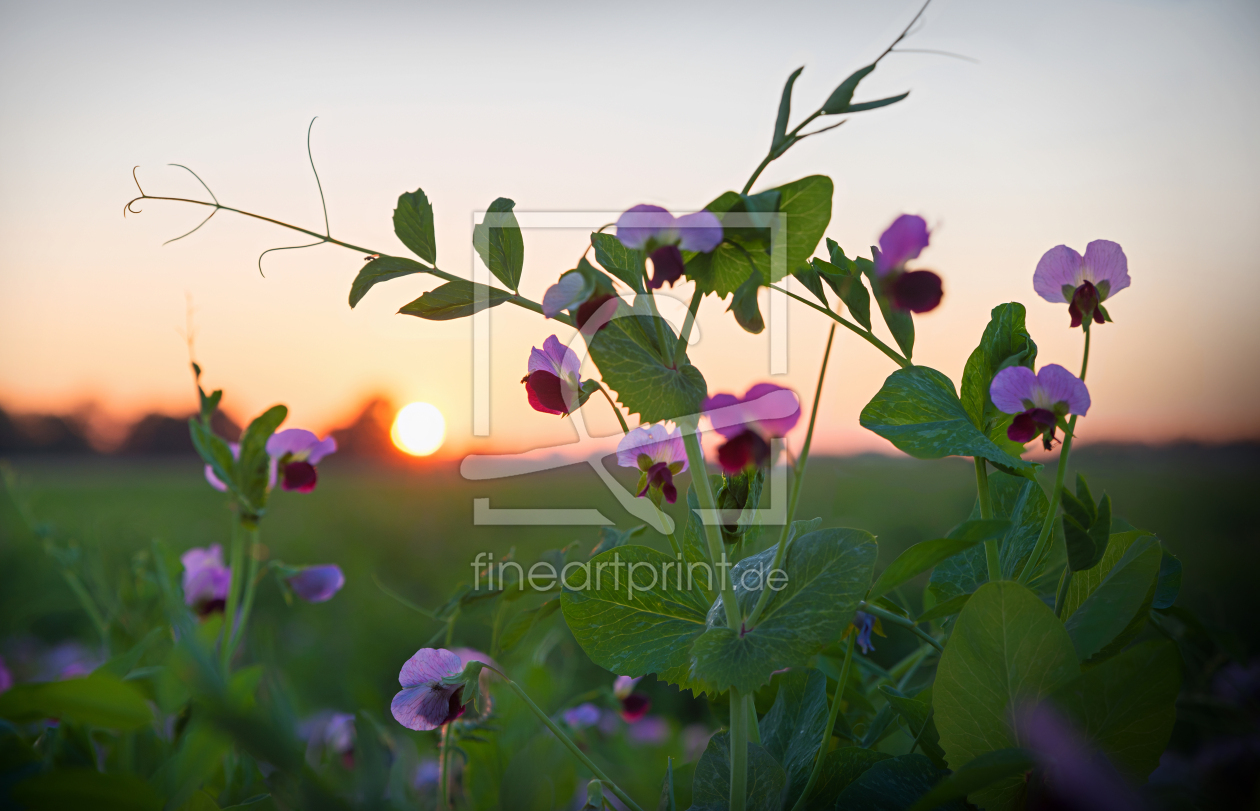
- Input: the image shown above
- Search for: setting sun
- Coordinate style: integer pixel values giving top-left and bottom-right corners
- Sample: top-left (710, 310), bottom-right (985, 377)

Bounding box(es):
top-left (390, 402), bottom-right (446, 457)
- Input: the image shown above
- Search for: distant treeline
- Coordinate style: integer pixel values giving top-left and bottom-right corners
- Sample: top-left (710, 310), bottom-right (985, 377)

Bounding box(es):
top-left (0, 398), bottom-right (396, 458)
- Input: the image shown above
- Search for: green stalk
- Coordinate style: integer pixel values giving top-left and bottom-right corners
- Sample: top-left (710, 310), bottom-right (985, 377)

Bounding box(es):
top-left (859, 603), bottom-right (944, 653)
top-left (220, 518), bottom-right (246, 671)
top-left (791, 635), bottom-right (856, 811)
top-left (497, 674), bottom-right (644, 811)
top-left (1018, 326), bottom-right (1092, 585)
top-left (229, 523), bottom-right (263, 660)
top-left (61, 570), bottom-right (109, 647)
top-left (974, 458), bottom-right (1000, 582)
top-left (745, 325), bottom-right (837, 629)
top-left (730, 686), bottom-right (749, 811)
top-left (439, 723), bottom-right (453, 810)
top-left (653, 503), bottom-right (682, 557)
top-left (745, 694), bottom-right (761, 745)
top-left (596, 383), bottom-right (630, 434)
top-left (769, 284), bottom-right (909, 368)
top-left (673, 286), bottom-right (704, 363)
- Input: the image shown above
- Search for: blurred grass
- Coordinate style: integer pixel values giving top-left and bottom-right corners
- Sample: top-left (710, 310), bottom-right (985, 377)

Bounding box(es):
top-left (1, 442), bottom-right (1256, 774)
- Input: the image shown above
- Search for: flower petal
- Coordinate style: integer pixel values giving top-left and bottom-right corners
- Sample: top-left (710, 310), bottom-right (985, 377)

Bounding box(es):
top-left (391, 684), bottom-right (458, 731)
top-left (741, 383), bottom-right (801, 437)
top-left (305, 436), bottom-right (337, 465)
top-left (287, 565), bottom-right (345, 603)
top-left (541, 335), bottom-right (581, 381)
top-left (1035, 364), bottom-right (1091, 416)
top-left (615, 424), bottom-right (687, 470)
top-left (525, 370), bottom-right (570, 415)
top-left (1033, 245), bottom-right (1083, 303)
top-left (675, 210), bottom-right (723, 253)
top-left (616, 204), bottom-right (675, 250)
top-left (204, 465), bottom-right (229, 491)
top-left (399, 647), bottom-right (464, 688)
top-left (1081, 240), bottom-right (1130, 300)
top-left (990, 366), bottom-right (1038, 414)
top-left (701, 393), bottom-right (745, 438)
top-left (542, 272), bottom-right (588, 318)
top-left (889, 270), bottom-right (943, 313)
top-left (281, 461), bottom-right (319, 493)
top-left (266, 428), bottom-right (318, 458)
top-left (647, 245), bottom-right (685, 289)
top-left (876, 215), bottom-right (930, 275)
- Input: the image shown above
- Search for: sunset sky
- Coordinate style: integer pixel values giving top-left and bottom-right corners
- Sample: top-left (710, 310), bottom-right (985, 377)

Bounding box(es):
top-left (1, 0), bottom-right (1257, 461)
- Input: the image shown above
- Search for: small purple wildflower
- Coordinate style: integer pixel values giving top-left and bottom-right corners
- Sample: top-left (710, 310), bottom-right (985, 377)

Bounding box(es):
top-left (563, 703), bottom-right (603, 730)
top-left (990, 364), bottom-right (1091, 450)
top-left (181, 544), bottom-right (231, 618)
top-left (703, 383), bottom-right (801, 473)
top-left (523, 335), bottom-right (583, 416)
top-left (627, 716), bottom-right (670, 746)
top-left (390, 648), bottom-right (467, 731)
top-left (873, 215), bottom-right (943, 313)
top-left (266, 429), bottom-right (337, 493)
top-left (615, 205), bottom-right (723, 290)
top-left (852, 611), bottom-right (878, 654)
top-left (1018, 702), bottom-right (1143, 811)
top-left (324, 712), bottom-right (356, 768)
top-left (1033, 240), bottom-right (1130, 329)
top-left (286, 565), bottom-right (345, 603)
top-left (613, 675), bottom-right (651, 722)
top-left (616, 423), bottom-right (688, 504)
top-left (412, 758), bottom-right (441, 790)
top-left (0, 655), bottom-right (12, 694)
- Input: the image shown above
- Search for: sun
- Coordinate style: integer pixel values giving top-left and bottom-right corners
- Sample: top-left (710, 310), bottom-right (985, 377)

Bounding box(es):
top-left (390, 402), bottom-right (447, 457)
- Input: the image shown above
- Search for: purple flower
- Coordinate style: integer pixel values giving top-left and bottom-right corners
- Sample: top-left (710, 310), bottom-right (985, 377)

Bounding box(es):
top-left (1033, 240), bottom-right (1130, 329)
top-left (390, 647), bottom-right (468, 731)
top-left (613, 675), bottom-right (651, 722)
top-left (990, 364), bottom-right (1090, 451)
top-left (627, 716), bottom-right (670, 746)
top-left (0, 655), bottom-right (12, 694)
top-left (847, 610), bottom-right (883, 654)
top-left (266, 429), bottom-right (337, 493)
top-left (872, 214), bottom-right (943, 313)
top-left (523, 335), bottom-right (583, 416)
top-left (616, 423), bottom-right (688, 504)
top-left (323, 712), bottom-right (356, 768)
top-left (616, 205), bottom-right (723, 290)
top-left (412, 758), bottom-right (441, 790)
top-left (703, 383), bottom-right (801, 474)
top-left (542, 272), bottom-right (589, 319)
top-left (286, 565), bottom-right (345, 603)
top-left (1017, 703), bottom-right (1143, 811)
top-left (181, 544), bottom-right (231, 617)
top-left (563, 703), bottom-right (603, 730)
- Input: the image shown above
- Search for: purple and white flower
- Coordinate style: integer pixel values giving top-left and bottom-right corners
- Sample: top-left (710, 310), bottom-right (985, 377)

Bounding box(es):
top-left (616, 423), bottom-right (688, 504)
top-left (873, 214), bottom-right (943, 313)
top-left (990, 364), bottom-right (1090, 450)
top-left (563, 703), bottom-right (603, 730)
top-left (266, 429), bottom-right (337, 493)
top-left (1033, 240), bottom-right (1130, 329)
top-left (613, 675), bottom-right (651, 722)
top-left (523, 335), bottom-right (583, 416)
top-left (286, 565), bottom-right (345, 603)
top-left (703, 383), bottom-right (802, 473)
top-left (615, 205), bottom-right (723, 290)
top-left (390, 648), bottom-right (468, 732)
top-left (181, 544), bottom-right (231, 618)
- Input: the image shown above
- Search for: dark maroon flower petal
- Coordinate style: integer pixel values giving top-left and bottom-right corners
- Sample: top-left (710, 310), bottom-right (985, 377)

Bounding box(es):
top-left (282, 461), bottom-right (318, 493)
top-left (1007, 412), bottom-right (1039, 444)
top-left (647, 245), bottom-right (685, 290)
top-left (619, 693), bottom-right (651, 723)
top-left (1068, 280), bottom-right (1100, 329)
top-left (576, 293), bottom-right (617, 333)
top-left (441, 686), bottom-right (466, 726)
top-left (716, 429), bottom-right (771, 474)
top-left (197, 598), bottom-right (226, 619)
top-left (524, 370), bottom-right (569, 415)
top-left (889, 270), bottom-right (943, 313)
top-left (662, 482), bottom-right (677, 504)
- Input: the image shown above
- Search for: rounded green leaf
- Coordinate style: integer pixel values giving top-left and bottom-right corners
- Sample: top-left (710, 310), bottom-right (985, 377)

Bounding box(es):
top-left (472, 197), bottom-right (524, 292)
top-left (349, 255), bottom-right (429, 308)
top-left (587, 315), bottom-right (707, 424)
top-left (868, 520), bottom-right (1009, 602)
top-left (1063, 536), bottom-right (1162, 662)
top-left (399, 279), bottom-right (513, 321)
top-left (690, 733), bottom-right (785, 811)
top-left (0, 673), bottom-right (154, 729)
top-left (393, 187), bottom-right (437, 264)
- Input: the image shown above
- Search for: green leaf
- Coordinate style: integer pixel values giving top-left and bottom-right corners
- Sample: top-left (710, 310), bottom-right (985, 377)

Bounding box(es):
top-left (235, 404), bottom-right (287, 512)
top-left (12, 769), bottom-right (162, 811)
top-left (917, 593), bottom-right (971, 624)
top-left (97, 627), bottom-right (165, 678)
top-left (472, 197), bottom-right (524, 292)
top-left (880, 687), bottom-right (946, 769)
top-left (1059, 531), bottom-right (1152, 619)
top-left (772, 67), bottom-right (805, 153)
top-left (710, 242), bottom-right (769, 298)
top-left (1063, 536), bottom-right (1162, 663)
top-left (716, 467), bottom-right (766, 545)
top-left (499, 598), bottom-right (560, 652)
top-left (188, 419), bottom-right (235, 498)
top-left (859, 366), bottom-right (1034, 472)
top-left (868, 520), bottom-right (1009, 601)
top-left (393, 187), bottom-right (437, 264)
top-left (691, 528), bottom-right (877, 694)
top-left (589, 524), bottom-right (648, 557)
top-left (1063, 477), bottom-right (1112, 572)
top-left (730, 269), bottom-right (764, 334)
top-left (857, 253), bottom-right (915, 359)
top-left (690, 733), bottom-right (786, 811)
top-left (959, 303), bottom-right (1038, 429)
top-left (833, 753), bottom-right (962, 811)
top-left (758, 670), bottom-right (829, 807)
top-left (560, 545), bottom-right (710, 694)
top-left (1153, 550), bottom-right (1182, 609)
top-left (399, 279), bottom-right (513, 321)
top-left (587, 315), bottom-right (707, 424)
top-left (845, 91), bottom-right (911, 113)
top-left (349, 255), bottom-right (429, 308)
top-left (591, 232), bottom-right (644, 292)
top-left (0, 673), bottom-right (153, 729)
top-left (821, 64), bottom-right (876, 115)
top-left (805, 747), bottom-right (891, 808)
top-left (906, 748), bottom-right (1035, 811)
top-left (1052, 640), bottom-right (1180, 778)
top-left (815, 251), bottom-right (873, 331)
top-left (934, 581), bottom-right (1079, 811)
top-left (770, 175), bottom-right (833, 282)
top-left (929, 472), bottom-right (1050, 603)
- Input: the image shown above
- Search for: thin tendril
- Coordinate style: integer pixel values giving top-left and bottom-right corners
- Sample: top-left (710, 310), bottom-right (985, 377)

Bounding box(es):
top-left (124, 166), bottom-right (146, 215)
top-left (256, 241), bottom-right (325, 277)
top-left (163, 209), bottom-right (218, 245)
top-left (892, 47), bottom-right (979, 63)
top-left (795, 120), bottom-right (846, 141)
top-left (307, 117), bottom-right (330, 238)
top-left (158, 165), bottom-right (223, 244)
top-left (169, 164), bottom-right (220, 205)
top-left (873, 0), bottom-right (933, 67)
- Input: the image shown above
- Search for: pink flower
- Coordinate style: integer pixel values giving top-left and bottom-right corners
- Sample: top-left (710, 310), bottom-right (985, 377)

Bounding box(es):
top-left (616, 423), bottom-right (688, 504)
top-left (0, 655), bottom-right (12, 694)
top-left (702, 383), bottom-right (801, 473)
top-left (990, 364), bottom-right (1091, 450)
top-left (873, 214), bottom-right (943, 313)
top-left (266, 429), bottom-right (337, 493)
top-left (523, 335), bottom-right (583, 416)
top-left (615, 204), bottom-right (723, 289)
top-left (1033, 240), bottom-right (1130, 330)
top-left (390, 648), bottom-right (468, 731)
top-left (286, 565), bottom-right (345, 603)
top-left (181, 544), bottom-right (231, 617)
top-left (613, 675), bottom-right (651, 722)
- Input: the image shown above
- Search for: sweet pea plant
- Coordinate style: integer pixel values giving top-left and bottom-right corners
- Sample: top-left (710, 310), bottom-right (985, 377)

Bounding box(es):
top-left (0, 10), bottom-right (1195, 811)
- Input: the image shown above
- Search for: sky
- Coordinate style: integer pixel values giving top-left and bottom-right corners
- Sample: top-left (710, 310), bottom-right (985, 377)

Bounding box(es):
top-left (1, 0), bottom-right (1257, 462)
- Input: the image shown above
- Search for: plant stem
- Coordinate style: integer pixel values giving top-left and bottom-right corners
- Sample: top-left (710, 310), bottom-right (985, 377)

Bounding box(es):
top-left (730, 686), bottom-right (749, 811)
top-left (1018, 326), bottom-right (1092, 585)
top-left (745, 694), bottom-right (762, 745)
top-left (859, 603), bottom-right (944, 653)
top-left (596, 383), bottom-right (630, 434)
top-left (1054, 568), bottom-right (1074, 618)
top-left (974, 458), bottom-right (1001, 582)
top-left (229, 523), bottom-right (263, 660)
top-left (769, 284), bottom-right (909, 368)
top-left (791, 635), bottom-right (856, 811)
top-left (673, 286), bottom-right (704, 362)
top-left (61, 570), bottom-right (109, 647)
top-left (220, 518), bottom-right (246, 671)
top-left (653, 503), bottom-right (682, 556)
top-left (746, 326), bottom-right (836, 629)
top-left (496, 674), bottom-right (644, 811)
top-left (439, 724), bottom-right (453, 810)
